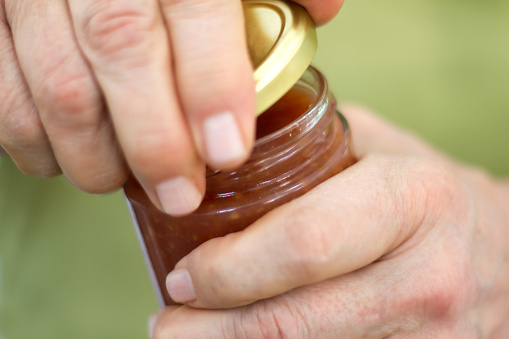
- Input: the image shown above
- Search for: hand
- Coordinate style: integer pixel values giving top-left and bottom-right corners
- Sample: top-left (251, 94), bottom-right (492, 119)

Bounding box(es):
top-left (150, 105), bottom-right (509, 338)
top-left (0, 0), bottom-right (343, 216)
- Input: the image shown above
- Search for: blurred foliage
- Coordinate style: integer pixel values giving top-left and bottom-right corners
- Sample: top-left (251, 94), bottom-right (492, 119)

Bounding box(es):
top-left (0, 161), bottom-right (157, 339)
top-left (314, 0), bottom-right (509, 176)
top-left (1, 1), bottom-right (508, 339)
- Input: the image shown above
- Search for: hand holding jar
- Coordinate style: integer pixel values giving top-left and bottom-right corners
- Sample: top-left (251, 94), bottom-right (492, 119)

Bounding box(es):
top-left (149, 105), bottom-right (509, 338)
top-left (0, 0), bottom-right (344, 216)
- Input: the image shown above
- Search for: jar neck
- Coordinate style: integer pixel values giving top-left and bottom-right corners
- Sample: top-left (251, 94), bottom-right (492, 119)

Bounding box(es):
top-left (251, 67), bottom-right (331, 158)
top-left (206, 67), bottom-right (335, 182)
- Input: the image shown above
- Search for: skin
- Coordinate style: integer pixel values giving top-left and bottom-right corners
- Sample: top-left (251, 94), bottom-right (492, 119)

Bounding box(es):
top-left (0, 0), bottom-right (343, 216)
top-left (151, 105), bottom-right (509, 338)
top-left (2, 0), bottom-right (508, 337)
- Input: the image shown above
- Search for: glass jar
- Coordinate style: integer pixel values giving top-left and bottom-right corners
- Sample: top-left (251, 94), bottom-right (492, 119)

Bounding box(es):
top-left (124, 66), bottom-right (356, 305)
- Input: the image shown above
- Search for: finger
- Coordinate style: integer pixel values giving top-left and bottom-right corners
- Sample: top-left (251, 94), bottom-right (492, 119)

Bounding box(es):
top-left (153, 274), bottom-right (393, 339)
top-left (152, 282), bottom-right (366, 339)
top-left (159, 0), bottom-right (254, 169)
top-left (69, 0), bottom-right (205, 215)
top-left (0, 5), bottom-right (59, 176)
top-left (154, 247), bottom-right (475, 338)
top-left (166, 152), bottom-right (468, 308)
top-left (293, 0), bottom-right (345, 25)
top-left (8, 0), bottom-right (128, 192)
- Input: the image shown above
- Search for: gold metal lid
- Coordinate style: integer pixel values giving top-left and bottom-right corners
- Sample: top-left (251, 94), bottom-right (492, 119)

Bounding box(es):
top-left (243, 0), bottom-right (317, 115)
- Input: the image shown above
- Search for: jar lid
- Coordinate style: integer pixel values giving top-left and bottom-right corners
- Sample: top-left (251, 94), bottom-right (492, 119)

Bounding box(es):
top-left (243, 0), bottom-right (317, 115)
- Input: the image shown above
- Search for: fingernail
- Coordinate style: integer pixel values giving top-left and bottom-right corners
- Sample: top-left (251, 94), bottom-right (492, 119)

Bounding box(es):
top-left (203, 112), bottom-right (246, 165)
top-left (155, 177), bottom-right (202, 216)
top-left (166, 269), bottom-right (196, 304)
top-left (148, 313), bottom-right (158, 338)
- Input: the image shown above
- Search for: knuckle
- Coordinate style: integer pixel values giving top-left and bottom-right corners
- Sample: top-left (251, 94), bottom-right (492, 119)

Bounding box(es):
top-left (68, 163), bottom-right (128, 194)
top-left (127, 131), bottom-right (188, 175)
top-left (35, 70), bottom-right (102, 128)
top-left (3, 0), bottom-right (21, 27)
top-left (232, 300), bottom-right (307, 339)
top-left (181, 35), bottom-right (251, 86)
top-left (0, 92), bottom-right (62, 177)
top-left (79, 3), bottom-right (156, 65)
top-left (423, 283), bottom-right (465, 320)
top-left (160, 0), bottom-right (252, 111)
top-left (200, 259), bottom-right (233, 304)
top-left (409, 158), bottom-right (456, 196)
top-left (283, 206), bottom-right (336, 278)
top-left (0, 106), bottom-right (44, 149)
top-left (415, 261), bottom-right (477, 322)
top-left (391, 241), bottom-right (478, 324)
top-left (189, 62), bottom-right (252, 113)
top-left (17, 159), bottom-right (61, 178)
top-left (364, 154), bottom-right (473, 232)
top-left (401, 157), bottom-right (470, 223)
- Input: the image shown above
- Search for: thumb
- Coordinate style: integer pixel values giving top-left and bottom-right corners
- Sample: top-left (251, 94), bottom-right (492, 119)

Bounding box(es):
top-left (163, 106), bottom-right (465, 309)
top-left (165, 154), bottom-right (461, 309)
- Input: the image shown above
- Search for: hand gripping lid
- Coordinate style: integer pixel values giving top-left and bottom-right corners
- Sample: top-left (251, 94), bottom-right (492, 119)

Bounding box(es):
top-left (243, 0), bottom-right (317, 115)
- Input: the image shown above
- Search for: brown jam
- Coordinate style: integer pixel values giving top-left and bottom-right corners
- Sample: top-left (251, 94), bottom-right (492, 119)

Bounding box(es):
top-left (255, 85), bottom-right (314, 139)
top-left (124, 67), bottom-right (357, 305)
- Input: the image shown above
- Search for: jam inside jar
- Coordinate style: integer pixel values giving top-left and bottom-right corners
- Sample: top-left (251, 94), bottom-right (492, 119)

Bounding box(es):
top-left (124, 66), bottom-right (356, 305)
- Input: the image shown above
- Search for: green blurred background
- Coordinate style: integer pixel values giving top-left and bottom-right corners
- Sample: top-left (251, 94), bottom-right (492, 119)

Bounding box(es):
top-left (1, 0), bottom-right (508, 338)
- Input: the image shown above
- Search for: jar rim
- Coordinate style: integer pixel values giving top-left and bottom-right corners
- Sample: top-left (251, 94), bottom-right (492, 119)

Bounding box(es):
top-left (251, 66), bottom-right (329, 157)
